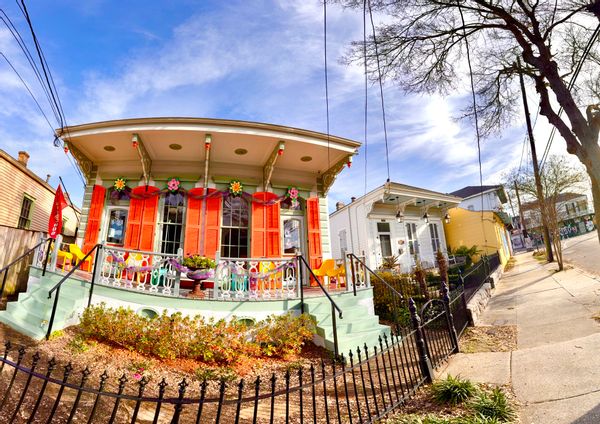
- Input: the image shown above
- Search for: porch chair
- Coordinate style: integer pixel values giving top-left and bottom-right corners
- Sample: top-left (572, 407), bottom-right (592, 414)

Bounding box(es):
top-left (52, 244), bottom-right (73, 272)
top-left (313, 259), bottom-right (342, 288)
top-left (69, 244), bottom-right (93, 271)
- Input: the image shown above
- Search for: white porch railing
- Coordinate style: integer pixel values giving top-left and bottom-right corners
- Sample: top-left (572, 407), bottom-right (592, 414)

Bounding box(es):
top-left (213, 256), bottom-right (300, 300)
top-left (98, 246), bottom-right (183, 296)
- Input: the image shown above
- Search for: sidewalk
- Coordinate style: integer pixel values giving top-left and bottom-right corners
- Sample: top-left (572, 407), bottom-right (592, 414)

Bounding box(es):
top-left (441, 252), bottom-right (600, 423)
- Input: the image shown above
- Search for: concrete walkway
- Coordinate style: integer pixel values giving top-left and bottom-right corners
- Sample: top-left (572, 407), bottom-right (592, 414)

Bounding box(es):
top-left (441, 252), bottom-right (600, 423)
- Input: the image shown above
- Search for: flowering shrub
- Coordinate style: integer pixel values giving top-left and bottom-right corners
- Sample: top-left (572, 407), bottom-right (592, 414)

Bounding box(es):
top-left (79, 304), bottom-right (315, 365)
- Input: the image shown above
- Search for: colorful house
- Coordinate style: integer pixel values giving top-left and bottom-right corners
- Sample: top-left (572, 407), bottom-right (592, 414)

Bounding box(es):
top-left (0, 118), bottom-right (390, 354)
top-left (444, 185), bottom-right (513, 266)
top-left (329, 182), bottom-right (462, 272)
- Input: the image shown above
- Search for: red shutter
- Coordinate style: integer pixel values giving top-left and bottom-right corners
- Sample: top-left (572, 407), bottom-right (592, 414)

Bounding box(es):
top-left (306, 197), bottom-right (323, 273)
top-left (251, 192), bottom-right (281, 258)
top-left (124, 186), bottom-right (159, 251)
top-left (203, 189), bottom-right (221, 259)
top-left (139, 187), bottom-right (160, 251)
top-left (251, 193), bottom-right (267, 257)
top-left (184, 188), bottom-right (204, 256)
top-left (82, 185), bottom-right (106, 253)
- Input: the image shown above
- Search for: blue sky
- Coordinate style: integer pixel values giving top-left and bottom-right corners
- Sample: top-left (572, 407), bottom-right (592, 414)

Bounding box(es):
top-left (0, 0), bottom-right (568, 210)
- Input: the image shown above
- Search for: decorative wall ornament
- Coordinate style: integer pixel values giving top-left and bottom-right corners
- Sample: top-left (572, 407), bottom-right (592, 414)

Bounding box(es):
top-left (167, 177), bottom-right (181, 193)
top-left (229, 180), bottom-right (244, 197)
top-left (286, 186), bottom-right (300, 208)
top-left (113, 177), bottom-right (128, 192)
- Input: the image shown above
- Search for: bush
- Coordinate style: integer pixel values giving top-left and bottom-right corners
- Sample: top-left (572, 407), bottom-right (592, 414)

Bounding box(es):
top-left (431, 375), bottom-right (478, 406)
top-left (79, 304), bottom-right (315, 365)
top-left (471, 388), bottom-right (516, 422)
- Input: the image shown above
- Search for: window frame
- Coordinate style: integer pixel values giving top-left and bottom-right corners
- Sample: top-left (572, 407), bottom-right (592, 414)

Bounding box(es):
top-left (220, 195), bottom-right (250, 259)
top-left (429, 223), bottom-right (441, 253)
top-left (377, 221), bottom-right (393, 258)
top-left (17, 194), bottom-right (35, 230)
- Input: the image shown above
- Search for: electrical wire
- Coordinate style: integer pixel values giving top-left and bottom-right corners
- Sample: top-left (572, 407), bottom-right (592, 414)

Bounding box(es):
top-left (323, 0), bottom-right (331, 170)
top-left (458, 2), bottom-right (488, 247)
top-left (367, 0), bottom-right (391, 182)
top-left (363, 0), bottom-right (368, 195)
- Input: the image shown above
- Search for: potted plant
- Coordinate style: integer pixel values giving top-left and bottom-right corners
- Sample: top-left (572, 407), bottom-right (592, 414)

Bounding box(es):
top-left (181, 255), bottom-right (217, 297)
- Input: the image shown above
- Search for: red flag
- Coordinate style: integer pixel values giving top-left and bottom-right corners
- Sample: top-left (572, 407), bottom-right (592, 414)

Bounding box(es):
top-left (48, 185), bottom-right (67, 239)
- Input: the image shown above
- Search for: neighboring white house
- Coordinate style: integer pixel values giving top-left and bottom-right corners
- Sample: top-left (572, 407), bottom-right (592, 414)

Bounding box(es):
top-left (449, 185), bottom-right (508, 212)
top-left (521, 192), bottom-right (596, 236)
top-left (329, 182), bottom-right (461, 272)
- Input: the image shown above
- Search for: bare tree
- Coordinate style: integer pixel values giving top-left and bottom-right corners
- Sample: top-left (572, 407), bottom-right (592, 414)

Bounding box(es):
top-left (507, 155), bottom-right (587, 270)
top-left (336, 0), bottom-right (600, 242)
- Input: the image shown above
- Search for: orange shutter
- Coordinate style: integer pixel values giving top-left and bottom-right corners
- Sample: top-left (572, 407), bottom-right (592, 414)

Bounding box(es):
top-left (184, 187), bottom-right (204, 256)
top-left (251, 193), bottom-right (267, 257)
top-left (203, 189), bottom-right (222, 259)
top-left (82, 185), bottom-right (106, 253)
top-left (306, 197), bottom-right (323, 273)
top-left (124, 186), bottom-right (159, 251)
top-left (139, 187), bottom-right (160, 251)
top-left (251, 192), bottom-right (281, 258)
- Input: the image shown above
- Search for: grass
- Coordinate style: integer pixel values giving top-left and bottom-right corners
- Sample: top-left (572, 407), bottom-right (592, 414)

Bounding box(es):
top-left (471, 388), bottom-right (516, 422)
top-left (503, 258), bottom-right (517, 272)
top-left (431, 375), bottom-right (478, 406)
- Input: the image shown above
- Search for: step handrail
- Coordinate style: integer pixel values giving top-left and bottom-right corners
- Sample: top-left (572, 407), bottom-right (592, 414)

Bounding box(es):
top-left (296, 254), bottom-right (342, 358)
top-left (0, 238), bottom-right (50, 298)
top-left (347, 252), bottom-right (406, 333)
top-left (46, 243), bottom-right (103, 339)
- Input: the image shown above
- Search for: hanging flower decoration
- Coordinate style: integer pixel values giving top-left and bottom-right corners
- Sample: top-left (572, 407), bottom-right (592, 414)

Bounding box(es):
top-left (113, 177), bottom-right (127, 192)
top-left (229, 180), bottom-right (243, 197)
top-left (167, 177), bottom-right (181, 193)
top-left (286, 186), bottom-right (299, 208)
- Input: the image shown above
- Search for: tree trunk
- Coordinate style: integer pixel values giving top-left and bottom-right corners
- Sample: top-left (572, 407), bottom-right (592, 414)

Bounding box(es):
top-left (590, 173), bottom-right (600, 245)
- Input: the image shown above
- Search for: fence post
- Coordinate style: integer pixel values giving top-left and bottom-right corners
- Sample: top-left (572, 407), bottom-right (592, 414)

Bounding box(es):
top-left (42, 239), bottom-right (52, 276)
top-left (441, 282), bottom-right (460, 353)
top-left (88, 245), bottom-right (103, 308)
top-left (408, 298), bottom-right (434, 383)
top-left (298, 255), bottom-right (304, 314)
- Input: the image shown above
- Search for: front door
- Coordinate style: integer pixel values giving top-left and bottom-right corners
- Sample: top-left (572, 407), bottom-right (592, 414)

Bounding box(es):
top-left (158, 192), bottom-right (186, 254)
top-left (282, 217), bottom-right (305, 256)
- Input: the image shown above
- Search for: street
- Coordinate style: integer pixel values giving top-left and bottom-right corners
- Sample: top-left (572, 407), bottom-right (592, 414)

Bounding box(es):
top-left (562, 230), bottom-right (600, 275)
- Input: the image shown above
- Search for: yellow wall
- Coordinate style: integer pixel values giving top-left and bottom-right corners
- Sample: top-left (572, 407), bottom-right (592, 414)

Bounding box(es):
top-left (443, 208), bottom-right (511, 266)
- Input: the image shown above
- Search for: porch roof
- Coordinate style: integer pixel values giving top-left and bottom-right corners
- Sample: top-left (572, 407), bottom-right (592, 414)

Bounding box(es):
top-left (57, 117), bottom-right (359, 192)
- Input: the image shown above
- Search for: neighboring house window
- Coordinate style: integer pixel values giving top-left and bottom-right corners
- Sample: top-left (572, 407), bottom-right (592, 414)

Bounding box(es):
top-left (17, 195), bottom-right (34, 229)
top-left (429, 223), bottom-right (441, 253)
top-left (221, 196), bottom-right (249, 258)
top-left (159, 192), bottom-right (186, 254)
top-left (377, 222), bottom-right (392, 258)
top-left (406, 223), bottom-right (420, 257)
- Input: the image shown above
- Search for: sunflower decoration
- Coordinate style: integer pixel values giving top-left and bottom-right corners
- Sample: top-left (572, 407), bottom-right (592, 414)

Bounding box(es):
top-left (113, 177), bottom-right (127, 192)
top-left (229, 179), bottom-right (244, 197)
top-left (167, 177), bottom-right (181, 193)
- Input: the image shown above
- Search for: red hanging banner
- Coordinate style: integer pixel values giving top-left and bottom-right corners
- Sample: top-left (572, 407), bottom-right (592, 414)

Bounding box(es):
top-left (48, 185), bottom-right (67, 239)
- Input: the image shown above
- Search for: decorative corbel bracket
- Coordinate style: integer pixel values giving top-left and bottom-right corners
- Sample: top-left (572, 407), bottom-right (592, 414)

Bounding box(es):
top-left (263, 141), bottom-right (285, 191)
top-left (64, 141), bottom-right (93, 182)
top-left (317, 154), bottom-right (353, 196)
top-left (132, 133), bottom-right (152, 185)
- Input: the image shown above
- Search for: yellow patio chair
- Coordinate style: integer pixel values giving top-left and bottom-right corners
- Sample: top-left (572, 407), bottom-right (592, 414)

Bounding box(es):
top-left (52, 244), bottom-right (73, 272)
top-left (69, 244), bottom-right (93, 271)
top-left (313, 259), bottom-right (338, 287)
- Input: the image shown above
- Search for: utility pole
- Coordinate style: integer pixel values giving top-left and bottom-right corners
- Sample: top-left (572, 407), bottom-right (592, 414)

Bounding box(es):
top-left (517, 58), bottom-right (554, 262)
top-left (513, 181), bottom-right (528, 249)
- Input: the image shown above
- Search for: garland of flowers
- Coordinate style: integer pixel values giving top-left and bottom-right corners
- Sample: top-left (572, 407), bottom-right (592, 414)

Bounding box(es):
top-left (229, 180), bottom-right (243, 196)
top-left (286, 186), bottom-right (299, 208)
top-left (166, 177), bottom-right (181, 193)
top-left (114, 177), bottom-right (127, 192)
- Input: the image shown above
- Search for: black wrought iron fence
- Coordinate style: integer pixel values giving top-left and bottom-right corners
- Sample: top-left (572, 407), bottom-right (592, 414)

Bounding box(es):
top-left (0, 284), bottom-right (468, 423)
top-left (459, 253), bottom-right (501, 304)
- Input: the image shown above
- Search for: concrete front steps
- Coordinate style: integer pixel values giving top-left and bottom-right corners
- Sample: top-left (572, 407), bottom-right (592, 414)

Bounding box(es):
top-left (304, 288), bottom-right (391, 356)
top-left (0, 270), bottom-right (88, 340)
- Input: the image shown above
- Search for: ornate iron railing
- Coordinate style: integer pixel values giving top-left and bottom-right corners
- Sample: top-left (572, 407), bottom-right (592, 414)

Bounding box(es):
top-left (213, 256), bottom-right (300, 300)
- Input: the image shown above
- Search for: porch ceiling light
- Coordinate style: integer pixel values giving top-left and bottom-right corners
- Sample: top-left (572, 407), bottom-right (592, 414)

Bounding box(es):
top-left (103, 145), bottom-right (115, 152)
top-left (301, 156), bottom-right (312, 162)
top-left (422, 212), bottom-right (429, 223)
top-left (169, 143), bottom-right (182, 151)
top-left (235, 148), bottom-right (248, 155)
top-left (444, 213), bottom-right (451, 224)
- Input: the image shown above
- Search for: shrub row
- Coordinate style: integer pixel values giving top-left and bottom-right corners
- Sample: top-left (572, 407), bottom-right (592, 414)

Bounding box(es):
top-left (79, 304), bottom-right (316, 365)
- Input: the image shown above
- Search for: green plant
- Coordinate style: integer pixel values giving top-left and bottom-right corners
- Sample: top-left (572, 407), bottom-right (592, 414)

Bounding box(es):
top-left (451, 246), bottom-right (481, 268)
top-left (181, 255), bottom-right (216, 270)
top-left (68, 335), bottom-right (91, 353)
top-left (471, 388), bottom-right (516, 422)
top-left (431, 375), bottom-right (478, 406)
top-left (414, 260), bottom-right (429, 300)
top-left (48, 330), bottom-right (64, 340)
top-left (253, 313), bottom-right (316, 358)
top-left (284, 360), bottom-right (305, 372)
top-left (195, 366), bottom-right (237, 382)
top-left (381, 255), bottom-right (400, 269)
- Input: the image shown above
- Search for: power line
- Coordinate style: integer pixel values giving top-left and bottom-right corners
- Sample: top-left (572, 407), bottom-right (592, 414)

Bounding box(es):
top-left (323, 0), bottom-right (331, 170)
top-left (539, 24), bottom-right (600, 168)
top-left (0, 52), bottom-right (54, 132)
top-left (363, 0), bottom-right (368, 195)
top-left (367, 0), bottom-right (391, 182)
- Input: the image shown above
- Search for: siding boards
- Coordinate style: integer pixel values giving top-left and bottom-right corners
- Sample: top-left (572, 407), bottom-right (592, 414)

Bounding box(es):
top-left (0, 226), bottom-right (43, 297)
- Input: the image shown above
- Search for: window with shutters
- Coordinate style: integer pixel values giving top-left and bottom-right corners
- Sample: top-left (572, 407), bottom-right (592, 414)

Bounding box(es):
top-left (18, 195), bottom-right (34, 229)
top-left (221, 196), bottom-right (249, 258)
top-left (406, 223), bottom-right (420, 257)
top-left (429, 223), bottom-right (441, 253)
top-left (159, 192), bottom-right (185, 254)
